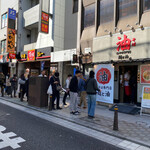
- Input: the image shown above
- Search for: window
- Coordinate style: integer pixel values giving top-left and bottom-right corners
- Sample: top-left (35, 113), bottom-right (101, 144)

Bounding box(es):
top-left (73, 0), bottom-right (78, 13)
top-left (119, 0), bottom-right (137, 19)
top-left (1, 13), bottom-right (7, 29)
top-left (84, 4), bottom-right (95, 28)
top-left (100, 0), bottom-right (114, 24)
top-left (1, 40), bottom-right (6, 54)
top-left (143, 0), bottom-right (150, 11)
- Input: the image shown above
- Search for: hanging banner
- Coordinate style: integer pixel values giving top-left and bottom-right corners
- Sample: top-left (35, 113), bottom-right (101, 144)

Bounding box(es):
top-left (141, 86), bottom-right (150, 109)
top-left (9, 53), bottom-right (16, 59)
top-left (140, 65), bottom-right (150, 84)
top-left (95, 64), bottom-right (114, 104)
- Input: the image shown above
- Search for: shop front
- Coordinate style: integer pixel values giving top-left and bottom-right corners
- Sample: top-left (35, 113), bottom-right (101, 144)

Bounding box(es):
top-left (19, 47), bottom-right (57, 77)
top-left (93, 29), bottom-right (150, 105)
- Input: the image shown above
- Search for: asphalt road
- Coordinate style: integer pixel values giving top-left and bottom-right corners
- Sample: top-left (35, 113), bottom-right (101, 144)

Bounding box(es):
top-left (0, 102), bottom-right (123, 150)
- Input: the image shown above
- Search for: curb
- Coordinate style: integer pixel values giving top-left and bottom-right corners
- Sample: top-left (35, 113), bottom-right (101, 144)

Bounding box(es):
top-left (0, 97), bottom-right (150, 148)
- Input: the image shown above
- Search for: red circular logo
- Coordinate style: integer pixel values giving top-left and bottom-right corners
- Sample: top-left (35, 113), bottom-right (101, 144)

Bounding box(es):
top-left (96, 68), bottom-right (111, 85)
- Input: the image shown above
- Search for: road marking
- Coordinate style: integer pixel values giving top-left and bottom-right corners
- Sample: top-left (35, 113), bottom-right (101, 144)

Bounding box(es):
top-left (0, 125), bottom-right (25, 149)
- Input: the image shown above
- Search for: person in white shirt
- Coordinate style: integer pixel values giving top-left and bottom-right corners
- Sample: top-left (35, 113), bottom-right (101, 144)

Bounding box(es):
top-left (63, 74), bottom-right (72, 105)
top-left (39, 70), bottom-right (47, 77)
top-left (124, 70), bottom-right (131, 103)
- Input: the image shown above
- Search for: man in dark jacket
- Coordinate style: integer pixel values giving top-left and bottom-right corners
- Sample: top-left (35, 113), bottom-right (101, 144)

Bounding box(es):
top-left (69, 70), bottom-right (81, 115)
top-left (0, 71), bottom-right (5, 97)
top-left (10, 74), bottom-right (17, 97)
top-left (49, 72), bottom-right (62, 110)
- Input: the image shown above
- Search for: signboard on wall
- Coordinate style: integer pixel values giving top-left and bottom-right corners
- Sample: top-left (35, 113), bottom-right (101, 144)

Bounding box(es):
top-left (41, 11), bottom-right (49, 33)
top-left (140, 65), bottom-right (150, 84)
top-left (7, 8), bottom-right (16, 53)
top-left (141, 86), bottom-right (150, 108)
top-left (95, 64), bottom-right (114, 104)
top-left (28, 50), bottom-right (35, 61)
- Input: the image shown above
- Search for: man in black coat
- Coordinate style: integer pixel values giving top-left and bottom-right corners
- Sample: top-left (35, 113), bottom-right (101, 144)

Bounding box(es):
top-left (69, 70), bottom-right (81, 115)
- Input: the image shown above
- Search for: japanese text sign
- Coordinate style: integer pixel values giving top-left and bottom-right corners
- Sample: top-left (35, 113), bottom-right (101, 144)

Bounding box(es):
top-left (140, 65), bottom-right (150, 84)
top-left (28, 50), bottom-right (35, 61)
top-left (9, 53), bottom-right (16, 59)
top-left (41, 11), bottom-right (49, 33)
top-left (116, 35), bottom-right (136, 51)
top-left (141, 86), bottom-right (150, 109)
top-left (7, 28), bottom-right (15, 53)
top-left (8, 8), bottom-right (16, 20)
top-left (95, 64), bottom-right (114, 104)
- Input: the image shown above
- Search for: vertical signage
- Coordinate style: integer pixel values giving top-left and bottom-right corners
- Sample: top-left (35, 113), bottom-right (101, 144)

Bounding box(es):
top-left (6, 8), bottom-right (16, 53)
top-left (41, 11), bottom-right (49, 33)
top-left (95, 64), bottom-right (114, 104)
top-left (140, 65), bottom-right (150, 84)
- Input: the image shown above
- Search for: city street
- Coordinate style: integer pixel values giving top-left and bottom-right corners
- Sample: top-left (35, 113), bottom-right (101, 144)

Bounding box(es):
top-left (0, 101), bottom-right (123, 150)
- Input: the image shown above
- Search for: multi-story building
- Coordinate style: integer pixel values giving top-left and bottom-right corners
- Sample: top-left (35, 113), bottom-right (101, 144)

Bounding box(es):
top-left (77, 0), bottom-right (150, 105)
top-left (0, 0), bottom-right (18, 76)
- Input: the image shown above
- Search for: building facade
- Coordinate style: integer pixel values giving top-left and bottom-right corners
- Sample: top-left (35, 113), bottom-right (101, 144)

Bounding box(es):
top-left (77, 0), bottom-right (150, 105)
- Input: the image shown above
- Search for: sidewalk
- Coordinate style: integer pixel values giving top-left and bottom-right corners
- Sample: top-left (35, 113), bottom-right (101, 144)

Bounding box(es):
top-left (1, 95), bottom-right (150, 149)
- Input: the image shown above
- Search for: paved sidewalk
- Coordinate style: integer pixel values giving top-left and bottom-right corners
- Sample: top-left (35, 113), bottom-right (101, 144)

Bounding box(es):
top-left (1, 95), bottom-right (150, 149)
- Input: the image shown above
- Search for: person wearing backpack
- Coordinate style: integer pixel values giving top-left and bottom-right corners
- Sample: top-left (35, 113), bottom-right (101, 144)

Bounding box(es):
top-left (86, 71), bottom-right (101, 118)
top-left (78, 72), bottom-right (87, 109)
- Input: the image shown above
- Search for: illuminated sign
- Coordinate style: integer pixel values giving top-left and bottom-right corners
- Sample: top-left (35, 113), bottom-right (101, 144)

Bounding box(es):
top-left (9, 53), bottom-right (16, 59)
top-left (28, 50), bottom-right (35, 61)
top-left (7, 28), bottom-right (15, 53)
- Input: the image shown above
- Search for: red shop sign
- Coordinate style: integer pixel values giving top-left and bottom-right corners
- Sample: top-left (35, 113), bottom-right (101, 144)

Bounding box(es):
top-left (116, 35), bottom-right (136, 51)
top-left (96, 68), bottom-right (111, 85)
top-left (28, 50), bottom-right (35, 61)
top-left (9, 53), bottom-right (16, 59)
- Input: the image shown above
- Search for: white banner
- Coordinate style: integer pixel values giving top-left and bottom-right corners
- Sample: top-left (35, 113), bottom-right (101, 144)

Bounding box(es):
top-left (141, 86), bottom-right (150, 109)
top-left (95, 64), bottom-right (114, 104)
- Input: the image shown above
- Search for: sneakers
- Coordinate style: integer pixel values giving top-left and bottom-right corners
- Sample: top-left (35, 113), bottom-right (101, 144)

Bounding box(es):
top-left (88, 115), bottom-right (95, 119)
top-left (70, 111), bottom-right (80, 115)
top-left (83, 107), bottom-right (87, 109)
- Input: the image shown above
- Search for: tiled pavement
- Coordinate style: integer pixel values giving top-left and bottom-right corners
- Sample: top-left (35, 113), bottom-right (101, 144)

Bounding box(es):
top-left (0, 95), bottom-right (150, 150)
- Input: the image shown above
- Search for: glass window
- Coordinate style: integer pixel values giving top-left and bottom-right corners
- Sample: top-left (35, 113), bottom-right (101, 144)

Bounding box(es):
top-left (119, 0), bottom-right (137, 19)
top-left (100, 0), bottom-right (114, 24)
top-left (84, 4), bottom-right (95, 28)
top-left (1, 13), bottom-right (7, 29)
top-left (144, 0), bottom-right (150, 11)
top-left (1, 40), bottom-right (6, 54)
top-left (73, 0), bottom-right (78, 13)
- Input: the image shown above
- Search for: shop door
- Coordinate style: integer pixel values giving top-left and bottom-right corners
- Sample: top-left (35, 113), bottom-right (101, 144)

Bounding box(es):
top-left (119, 65), bottom-right (138, 104)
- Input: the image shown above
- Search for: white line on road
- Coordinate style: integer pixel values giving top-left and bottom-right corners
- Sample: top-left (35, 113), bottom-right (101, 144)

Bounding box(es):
top-left (0, 125), bottom-right (26, 149)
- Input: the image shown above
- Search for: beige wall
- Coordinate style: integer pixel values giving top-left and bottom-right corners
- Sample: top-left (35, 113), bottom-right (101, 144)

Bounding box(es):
top-left (93, 28), bottom-right (150, 63)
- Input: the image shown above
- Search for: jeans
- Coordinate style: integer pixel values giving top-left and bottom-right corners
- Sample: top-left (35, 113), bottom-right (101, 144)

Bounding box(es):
top-left (63, 91), bottom-right (70, 104)
top-left (87, 94), bottom-right (96, 117)
top-left (52, 91), bottom-right (60, 109)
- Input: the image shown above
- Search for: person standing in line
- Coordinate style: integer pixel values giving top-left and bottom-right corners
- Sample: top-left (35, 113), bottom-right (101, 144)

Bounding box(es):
top-left (124, 70), bottom-right (131, 103)
top-left (19, 74), bottom-right (26, 100)
top-left (0, 71), bottom-right (5, 97)
top-left (86, 71), bottom-right (101, 118)
top-left (69, 70), bottom-right (81, 115)
top-left (6, 73), bottom-right (11, 96)
top-left (78, 72), bottom-right (87, 109)
top-left (63, 74), bottom-right (72, 105)
top-left (39, 70), bottom-right (47, 77)
top-left (49, 72), bottom-right (62, 110)
top-left (10, 74), bottom-right (17, 98)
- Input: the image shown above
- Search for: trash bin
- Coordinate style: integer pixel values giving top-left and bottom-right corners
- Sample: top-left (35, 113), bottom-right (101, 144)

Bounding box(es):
top-left (28, 77), bottom-right (49, 107)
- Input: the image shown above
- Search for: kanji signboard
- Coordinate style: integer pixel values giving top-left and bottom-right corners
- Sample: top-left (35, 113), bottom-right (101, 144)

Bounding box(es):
top-left (28, 50), bottom-right (35, 61)
top-left (116, 35), bottom-right (136, 51)
top-left (9, 53), bottom-right (16, 59)
top-left (41, 11), bottom-right (49, 33)
top-left (141, 86), bottom-right (150, 109)
top-left (140, 65), bottom-right (150, 84)
top-left (95, 64), bottom-right (114, 104)
top-left (8, 8), bottom-right (16, 20)
top-left (7, 28), bottom-right (15, 53)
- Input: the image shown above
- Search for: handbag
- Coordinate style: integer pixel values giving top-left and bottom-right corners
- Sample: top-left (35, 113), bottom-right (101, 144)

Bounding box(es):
top-left (56, 85), bottom-right (62, 91)
top-left (47, 84), bottom-right (53, 95)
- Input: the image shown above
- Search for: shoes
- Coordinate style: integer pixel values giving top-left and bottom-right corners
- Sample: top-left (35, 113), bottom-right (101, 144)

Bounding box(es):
top-left (52, 107), bottom-right (56, 110)
top-left (78, 104), bottom-right (81, 107)
top-left (83, 107), bottom-right (87, 109)
top-left (57, 107), bottom-right (62, 110)
top-left (63, 103), bottom-right (67, 105)
top-left (70, 111), bottom-right (74, 114)
top-left (74, 111), bottom-right (80, 115)
top-left (88, 115), bottom-right (95, 119)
